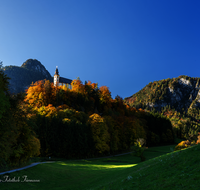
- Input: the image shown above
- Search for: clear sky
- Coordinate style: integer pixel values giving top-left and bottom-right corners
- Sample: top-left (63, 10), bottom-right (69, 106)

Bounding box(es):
top-left (1, 0), bottom-right (200, 99)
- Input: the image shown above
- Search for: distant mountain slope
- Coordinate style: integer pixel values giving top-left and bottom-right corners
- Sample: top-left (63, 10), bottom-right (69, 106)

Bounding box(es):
top-left (124, 75), bottom-right (200, 113)
top-left (3, 59), bottom-right (52, 94)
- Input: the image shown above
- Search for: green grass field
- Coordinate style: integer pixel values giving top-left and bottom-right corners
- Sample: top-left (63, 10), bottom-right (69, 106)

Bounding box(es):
top-left (1, 144), bottom-right (200, 190)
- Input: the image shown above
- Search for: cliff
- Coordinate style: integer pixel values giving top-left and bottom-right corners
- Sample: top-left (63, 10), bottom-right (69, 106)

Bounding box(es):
top-left (3, 59), bottom-right (52, 94)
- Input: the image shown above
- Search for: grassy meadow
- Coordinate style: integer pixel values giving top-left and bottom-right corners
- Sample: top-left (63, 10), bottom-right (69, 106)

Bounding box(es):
top-left (1, 144), bottom-right (200, 190)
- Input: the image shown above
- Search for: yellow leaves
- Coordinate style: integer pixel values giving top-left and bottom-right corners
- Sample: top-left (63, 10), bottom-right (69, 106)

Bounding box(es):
top-left (99, 86), bottom-right (111, 97)
top-left (25, 80), bottom-right (56, 107)
top-left (196, 133), bottom-right (200, 144)
top-left (62, 85), bottom-right (68, 91)
top-left (88, 113), bottom-right (110, 153)
top-left (36, 104), bottom-right (57, 117)
top-left (28, 135), bottom-right (41, 156)
top-left (174, 140), bottom-right (191, 151)
top-left (71, 79), bottom-right (83, 93)
top-left (57, 104), bottom-right (69, 110)
top-left (87, 80), bottom-right (98, 89)
top-left (99, 86), bottom-right (112, 106)
top-left (63, 118), bottom-right (71, 123)
top-left (89, 113), bottom-right (103, 123)
top-left (91, 82), bottom-right (98, 90)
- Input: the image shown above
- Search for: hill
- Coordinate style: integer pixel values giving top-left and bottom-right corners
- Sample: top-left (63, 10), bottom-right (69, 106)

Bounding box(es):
top-left (98, 144), bottom-right (200, 190)
top-left (124, 75), bottom-right (200, 112)
top-left (124, 75), bottom-right (200, 139)
top-left (2, 59), bottom-right (52, 94)
top-left (1, 144), bottom-right (200, 190)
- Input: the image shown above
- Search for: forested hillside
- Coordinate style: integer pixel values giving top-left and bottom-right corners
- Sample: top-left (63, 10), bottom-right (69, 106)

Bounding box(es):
top-left (23, 79), bottom-right (174, 159)
top-left (124, 75), bottom-right (200, 140)
top-left (0, 62), bottom-right (177, 168)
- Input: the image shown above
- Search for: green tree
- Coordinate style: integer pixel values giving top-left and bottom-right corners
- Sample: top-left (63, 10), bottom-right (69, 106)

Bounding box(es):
top-left (0, 61), bottom-right (3, 69)
top-left (0, 70), bottom-right (40, 167)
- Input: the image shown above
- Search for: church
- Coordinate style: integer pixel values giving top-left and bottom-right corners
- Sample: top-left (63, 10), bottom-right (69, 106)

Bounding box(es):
top-left (53, 66), bottom-right (72, 89)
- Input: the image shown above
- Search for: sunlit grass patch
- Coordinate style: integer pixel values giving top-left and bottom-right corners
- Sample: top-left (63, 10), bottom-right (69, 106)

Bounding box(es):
top-left (58, 162), bottom-right (137, 169)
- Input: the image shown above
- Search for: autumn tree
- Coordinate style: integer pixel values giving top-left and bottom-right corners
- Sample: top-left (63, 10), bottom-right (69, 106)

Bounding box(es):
top-left (88, 113), bottom-right (110, 155)
top-left (71, 78), bottom-right (84, 93)
top-left (25, 80), bottom-right (56, 107)
top-left (99, 86), bottom-right (112, 103)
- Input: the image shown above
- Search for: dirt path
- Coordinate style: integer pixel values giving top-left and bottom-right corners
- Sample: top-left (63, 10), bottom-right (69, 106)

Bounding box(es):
top-left (0, 161), bottom-right (55, 176)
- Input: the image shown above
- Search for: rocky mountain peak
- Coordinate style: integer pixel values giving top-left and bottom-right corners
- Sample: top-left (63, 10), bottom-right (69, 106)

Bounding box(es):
top-left (3, 59), bottom-right (52, 94)
top-left (21, 59), bottom-right (50, 78)
top-left (124, 75), bottom-right (200, 113)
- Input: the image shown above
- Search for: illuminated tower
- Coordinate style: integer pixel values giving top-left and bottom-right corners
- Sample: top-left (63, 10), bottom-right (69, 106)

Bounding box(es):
top-left (54, 66), bottom-right (59, 87)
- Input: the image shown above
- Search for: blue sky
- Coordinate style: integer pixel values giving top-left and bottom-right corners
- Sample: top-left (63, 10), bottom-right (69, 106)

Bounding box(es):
top-left (0, 0), bottom-right (200, 98)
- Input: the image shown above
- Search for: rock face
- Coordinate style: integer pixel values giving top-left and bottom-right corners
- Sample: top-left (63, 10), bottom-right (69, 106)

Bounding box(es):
top-left (124, 76), bottom-right (200, 113)
top-left (21, 59), bottom-right (51, 78)
top-left (3, 59), bottom-right (52, 94)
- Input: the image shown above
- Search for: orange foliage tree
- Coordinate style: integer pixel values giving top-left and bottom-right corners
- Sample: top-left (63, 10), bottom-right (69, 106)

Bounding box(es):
top-left (25, 80), bottom-right (57, 107)
top-left (99, 86), bottom-right (112, 103)
top-left (71, 78), bottom-right (84, 93)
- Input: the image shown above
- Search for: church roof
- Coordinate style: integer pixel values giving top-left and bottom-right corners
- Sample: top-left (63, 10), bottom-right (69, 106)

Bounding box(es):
top-left (59, 77), bottom-right (72, 84)
top-left (53, 66), bottom-right (72, 84)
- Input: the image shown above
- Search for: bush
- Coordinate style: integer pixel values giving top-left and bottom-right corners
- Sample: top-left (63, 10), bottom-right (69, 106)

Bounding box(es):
top-left (174, 140), bottom-right (191, 151)
top-left (196, 132), bottom-right (200, 144)
top-left (131, 140), bottom-right (147, 161)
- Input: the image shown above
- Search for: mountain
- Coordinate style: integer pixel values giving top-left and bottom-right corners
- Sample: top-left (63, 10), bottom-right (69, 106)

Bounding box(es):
top-left (124, 75), bottom-right (200, 113)
top-left (3, 59), bottom-right (52, 94)
top-left (124, 75), bottom-right (200, 139)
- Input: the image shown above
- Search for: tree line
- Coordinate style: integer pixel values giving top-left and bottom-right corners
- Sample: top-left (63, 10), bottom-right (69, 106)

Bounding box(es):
top-left (24, 79), bottom-right (174, 158)
top-left (0, 73), bottom-right (174, 168)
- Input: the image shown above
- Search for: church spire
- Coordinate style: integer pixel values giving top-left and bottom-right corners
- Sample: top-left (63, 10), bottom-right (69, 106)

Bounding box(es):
top-left (54, 66), bottom-right (59, 87)
top-left (55, 66), bottom-right (59, 75)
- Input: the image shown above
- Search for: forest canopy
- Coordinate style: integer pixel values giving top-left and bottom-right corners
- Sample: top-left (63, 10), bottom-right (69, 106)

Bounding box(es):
top-left (0, 73), bottom-right (175, 168)
top-left (23, 79), bottom-right (174, 158)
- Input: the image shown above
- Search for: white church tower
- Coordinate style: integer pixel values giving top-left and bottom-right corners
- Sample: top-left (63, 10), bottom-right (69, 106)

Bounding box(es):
top-left (54, 66), bottom-right (59, 87)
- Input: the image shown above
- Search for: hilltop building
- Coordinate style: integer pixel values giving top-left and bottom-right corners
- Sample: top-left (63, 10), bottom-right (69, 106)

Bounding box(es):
top-left (54, 66), bottom-right (72, 89)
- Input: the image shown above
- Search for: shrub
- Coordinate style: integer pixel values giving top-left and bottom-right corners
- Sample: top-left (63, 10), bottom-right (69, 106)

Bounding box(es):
top-left (131, 140), bottom-right (147, 161)
top-left (196, 132), bottom-right (200, 144)
top-left (174, 140), bottom-right (191, 151)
